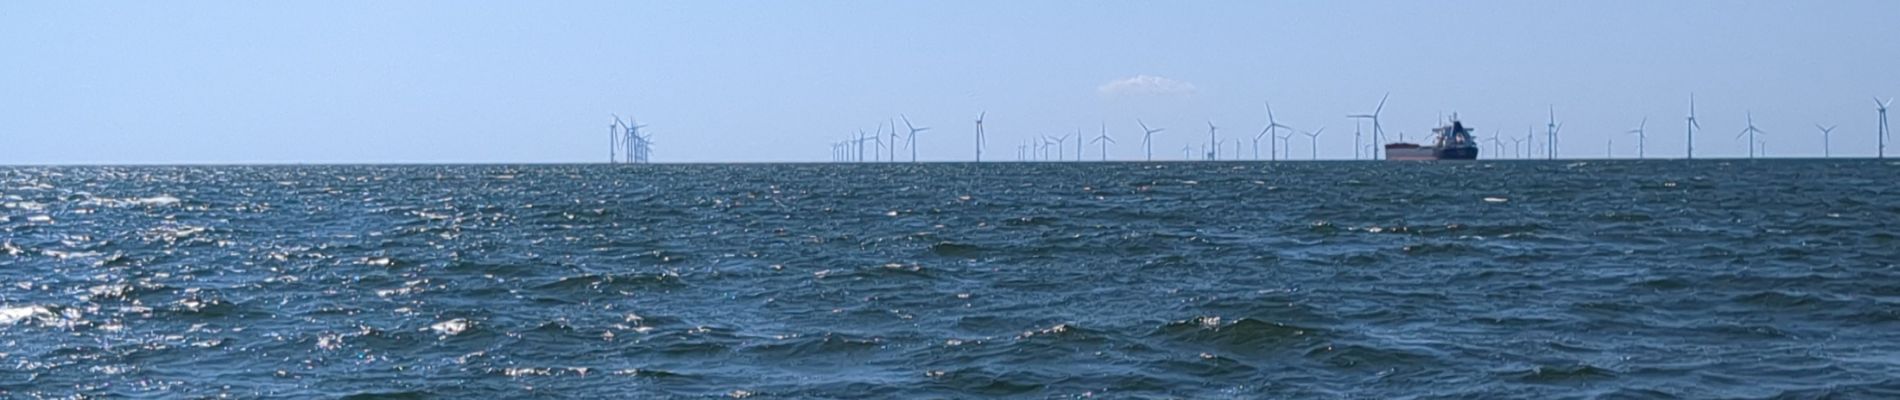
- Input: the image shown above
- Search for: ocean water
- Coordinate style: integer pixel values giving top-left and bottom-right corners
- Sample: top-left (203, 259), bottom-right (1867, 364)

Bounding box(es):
top-left (2, 160), bottom-right (1897, 398)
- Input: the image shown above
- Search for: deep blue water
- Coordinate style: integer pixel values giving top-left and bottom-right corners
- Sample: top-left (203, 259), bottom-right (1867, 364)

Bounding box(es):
top-left (2, 160), bottom-right (1898, 398)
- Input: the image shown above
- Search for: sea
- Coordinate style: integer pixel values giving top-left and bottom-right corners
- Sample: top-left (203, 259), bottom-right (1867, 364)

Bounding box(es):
top-left (2, 160), bottom-right (1897, 399)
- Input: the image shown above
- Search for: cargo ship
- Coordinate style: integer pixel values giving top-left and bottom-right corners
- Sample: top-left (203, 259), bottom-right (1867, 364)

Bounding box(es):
top-left (1385, 117), bottom-right (1479, 160)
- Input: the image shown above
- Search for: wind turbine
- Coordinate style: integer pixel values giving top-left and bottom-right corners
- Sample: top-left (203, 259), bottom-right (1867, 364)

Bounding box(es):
top-left (1075, 128), bottom-right (1085, 161)
top-left (608, 115), bottom-right (622, 163)
top-left (638, 131), bottom-right (654, 163)
top-left (1138, 119), bottom-right (1165, 161)
top-left (622, 116), bottom-right (650, 164)
top-left (902, 115), bottom-right (929, 162)
top-left (636, 131), bottom-right (653, 163)
top-left (1487, 135), bottom-right (1505, 159)
top-left (856, 129), bottom-right (872, 162)
top-left (869, 129), bottom-right (885, 162)
top-left (1737, 112), bottom-right (1765, 159)
top-left (1274, 131), bottom-right (1293, 160)
top-left (1303, 127), bottom-right (1325, 160)
top-left (974, 112), bottom-right (987, 162)
top-left (1816, 124), bottom-right (1836, 158)
top-left (1353, 120), bottom-right (1364, 160)
top-left (1050, 133), bottom-right (1073, 161)
top-left (1878, 97), bottom-right (1892, 159)
top-left (1628, 117), bottom-right (1648, 159)
top-left (1347, 93), bottom-right (1389, 160)
top-left (1206, 121), bottom-right (1219, 161)
top-left (1509, 137), bottom-right (1525, 159)
top-left (1686, 94), bottom-right (1700, 159)
top-left (1526, 125), bottom-right (1536, 159)
top-left (1257, 101), bottom-right (1294, 161)
top-left (1092, 122), bottom-right (1115, 161)
top-left (1181, 144), bottom-right (1194, 160)
top-left (1048, 135), bottom-right (1064, 161)
top-left (1546, 105), bottom-right (1560, 160)
top-left (886, 120), bottom-right (900, 162)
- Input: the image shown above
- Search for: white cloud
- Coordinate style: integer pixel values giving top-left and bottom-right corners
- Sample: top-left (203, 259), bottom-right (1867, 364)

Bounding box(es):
top-left (1097, 75), bottom-right (1197, 97)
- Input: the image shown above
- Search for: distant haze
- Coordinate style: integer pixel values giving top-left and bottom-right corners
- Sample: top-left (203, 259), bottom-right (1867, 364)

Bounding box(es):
top-left (5, 1), bottom-right (1898, 164)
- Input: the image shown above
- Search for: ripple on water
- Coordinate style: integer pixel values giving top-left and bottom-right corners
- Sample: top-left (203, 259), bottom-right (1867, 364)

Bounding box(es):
top-left (1, 162), bottom-right (1896, 398)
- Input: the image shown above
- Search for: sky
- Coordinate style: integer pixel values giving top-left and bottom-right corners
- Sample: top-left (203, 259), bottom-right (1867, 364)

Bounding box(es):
top-left (4, 0), bottom-right (1899, 164)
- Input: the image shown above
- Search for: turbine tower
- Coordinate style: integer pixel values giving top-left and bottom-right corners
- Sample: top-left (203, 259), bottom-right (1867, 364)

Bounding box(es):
top-left (608, 115), bottom-right (621, 164)
top-left (886, 120), bottom-right (899, 162)
top-left (1092, 122), bottom-right (1115, 161)
top-left (1347, 93), bottom-right (1390, 160)
top-left (1526, 125), bottom-right (1536, 159)
top-left (1138, 119), bottom-right (1165, 161)
top-left (1206, 121), bottom-right (1219, 161)
top-left (856, 129), bottom-right (871, 162)
top-left (869, 130), bottom-right (885, 162)
top-left (1686, 94), bottom-right (1700, 159)
top-left (974, 112), bottom-right (987, 162)
top-left (902, 115), bottom-right (929, 162)
top-left (1629, 117), bottom-right (1647, 159)
top-left (1737, 112), bottom-right (1765, 159)
top-left (1816, 124), bottom-right (1836, 158)
top-left (1546, 105), bottom-right (1560, 160)
top-left (1353, 120), bottom-right (1364, 160)
top-left (1878, 97), bottom-right (1892, 159)
top-left (1075, 128), bottom-right (1085, 161)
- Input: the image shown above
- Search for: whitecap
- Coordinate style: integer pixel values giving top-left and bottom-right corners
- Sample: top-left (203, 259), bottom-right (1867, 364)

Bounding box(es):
top-left (0, 305), bottom-right (55, 325)
top-left (429, 318), bottom-right (471, 336)
top-left (134, 195), bottom-right (181, 206)
top-left (1483, 197), bottom-right (1509, 203)
top-left (3, 201), bottom-right (45, 210)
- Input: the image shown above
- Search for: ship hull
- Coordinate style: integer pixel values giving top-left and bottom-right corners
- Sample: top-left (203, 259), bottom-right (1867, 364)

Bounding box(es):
top-left (1387, 147), bottom-right (1436, 160)
top-left (1435, 146), bottom-right (1478, 160)
top-left (1385, 145), bottom-right (1478, 160)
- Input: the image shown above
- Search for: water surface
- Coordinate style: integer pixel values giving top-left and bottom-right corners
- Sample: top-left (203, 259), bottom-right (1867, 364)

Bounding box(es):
top-left (2, 160), bottom-right (1897, 398)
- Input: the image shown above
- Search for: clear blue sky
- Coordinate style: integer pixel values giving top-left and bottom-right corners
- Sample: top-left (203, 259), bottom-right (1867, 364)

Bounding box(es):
top-left (5, 1), bottom-right (1898, 164)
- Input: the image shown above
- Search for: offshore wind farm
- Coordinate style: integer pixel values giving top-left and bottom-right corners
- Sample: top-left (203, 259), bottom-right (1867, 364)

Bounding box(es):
top-left (12, 2), bottom-right (1900, 399)
top-left (615, 91), bottom-right (1899, 163)
top-left (599, 85), bottom-right (1894, 163)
